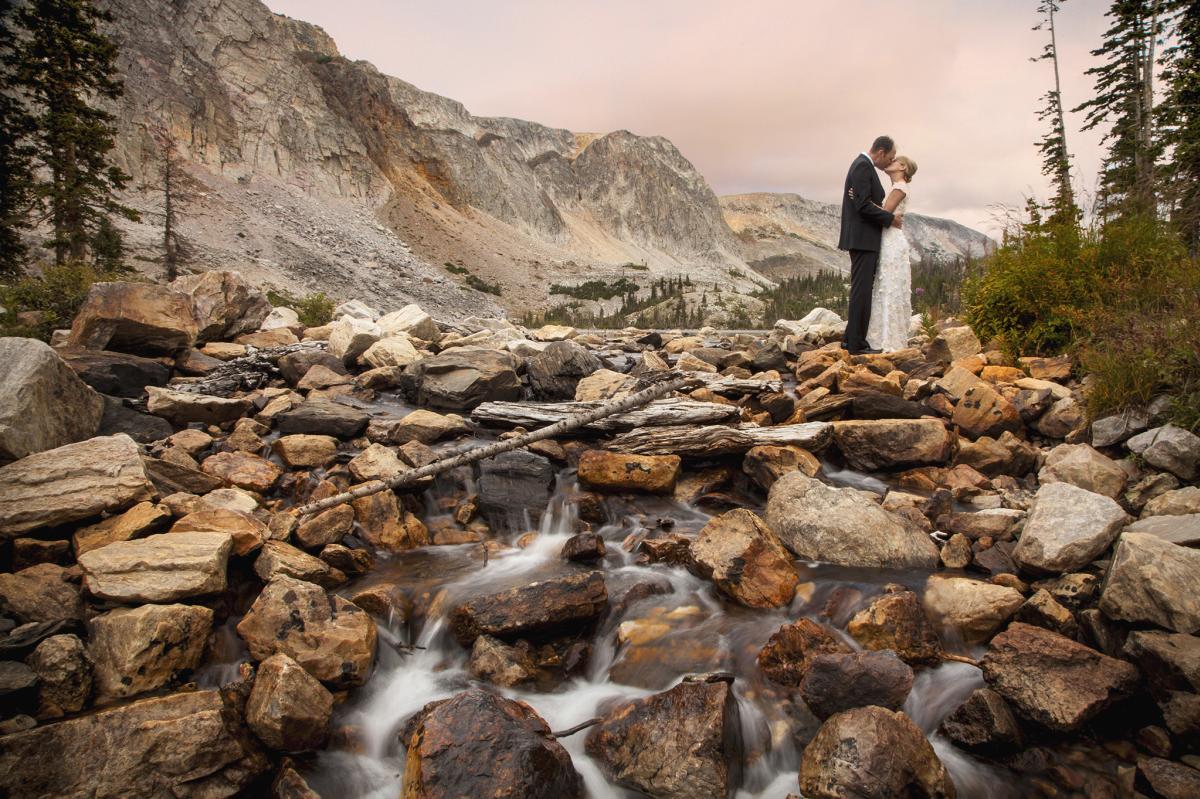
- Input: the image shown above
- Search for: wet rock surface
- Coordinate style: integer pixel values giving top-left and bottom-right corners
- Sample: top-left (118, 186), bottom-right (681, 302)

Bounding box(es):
top-left (449, 571), bottom-right (608, 646)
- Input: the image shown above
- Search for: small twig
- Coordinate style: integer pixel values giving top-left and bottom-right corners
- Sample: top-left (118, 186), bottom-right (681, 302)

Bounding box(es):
top-left (551, 717), bottom-right (601, 738)
top-left (941, 653), bottom-right (979, 667)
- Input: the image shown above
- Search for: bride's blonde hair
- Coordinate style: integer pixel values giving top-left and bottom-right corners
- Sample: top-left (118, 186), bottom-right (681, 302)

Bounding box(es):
top-left (896, 156), bottom-right (918, 182)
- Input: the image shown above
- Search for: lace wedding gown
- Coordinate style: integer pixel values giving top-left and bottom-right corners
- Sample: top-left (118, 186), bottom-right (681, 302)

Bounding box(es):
top-left (867, 181), bottom-right (913, 352)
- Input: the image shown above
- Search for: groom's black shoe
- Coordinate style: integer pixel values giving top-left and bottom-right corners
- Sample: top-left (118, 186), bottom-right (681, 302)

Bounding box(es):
top-left (848, 347), bottom-right (882, 355)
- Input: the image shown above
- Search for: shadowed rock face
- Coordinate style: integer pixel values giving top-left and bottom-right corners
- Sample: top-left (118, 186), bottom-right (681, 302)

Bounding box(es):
top-left (449, 571), bottom-right (608, 647)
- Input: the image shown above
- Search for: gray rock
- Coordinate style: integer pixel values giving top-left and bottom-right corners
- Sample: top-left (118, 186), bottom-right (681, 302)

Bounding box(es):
top-left (88, 604), bottom-right (212, 703)
top-left (1127, 425), bottom-right (1200, 481)
top-left (78, 532), bottom-right (233, 603)
top-left (1100, 532), bottom-right (1200, 633)
top-left (765, 472), bottom-right (939, 569)
top-left (0, 660), bottom-right (40, 716)
top-left (171, 270), bottom-right (271, 341)
top-left (58, 347), bottom-right (171, 397)
top-left (1122, 630), bottom-right (1200, 694)
top-left (1037, 443), bottom-right (1127, 498)
top-left (1126, 513), bottom-right (1200, 546)
top-left (0, 434), bottom-right (155, 538)
top-left (1091, 408), bottom-right (1149, 447)
top-left (527, 340), bottom-right (602, 400)
top-left (401, 346), bottom-right (522, 410)
top-left (145, 386), bottom-right (252, 425)
top-left (275, 397), bottom-right (370, 438)
top-left (798, 650), bottom-right (914, 719)
top-left (1013, 481), bottom-right (1129, 573)
top-left (477, 449), bottom-right (554, 525)
top-left (0, 338), bottom-right (105, 462)
top-left (923, 576), bottom-right (1024, 644)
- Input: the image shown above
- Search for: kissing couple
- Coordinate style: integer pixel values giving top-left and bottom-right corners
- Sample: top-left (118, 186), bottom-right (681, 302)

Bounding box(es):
top-left (837, 134), bottom-right (918, 355)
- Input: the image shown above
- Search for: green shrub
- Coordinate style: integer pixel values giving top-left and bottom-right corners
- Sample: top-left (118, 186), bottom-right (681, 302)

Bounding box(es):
top-left (444, 262), bottom-right (468, 275)
top-left (465, 274), bottom-right (502, 296)
top-left (266, 289), bottom-right (335, 327)
top-left (0, 261), bottom-right (108, 341)
top-left (549, 278), bottom-right (638, 301)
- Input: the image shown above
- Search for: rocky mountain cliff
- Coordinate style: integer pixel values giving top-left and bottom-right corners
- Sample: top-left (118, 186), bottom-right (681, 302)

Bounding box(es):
top-left (721, 193), bottom-right (995, 281)
top-left (97, 0), bottom-right (990, 316)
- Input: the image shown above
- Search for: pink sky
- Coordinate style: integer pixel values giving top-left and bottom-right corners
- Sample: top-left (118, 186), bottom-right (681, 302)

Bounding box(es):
top-left (267, 0), bottom-right (1113, 237)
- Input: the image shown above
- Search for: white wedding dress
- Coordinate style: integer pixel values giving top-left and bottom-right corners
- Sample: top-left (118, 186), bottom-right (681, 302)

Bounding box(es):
top-left (867, 181), bottom-right (913, 352)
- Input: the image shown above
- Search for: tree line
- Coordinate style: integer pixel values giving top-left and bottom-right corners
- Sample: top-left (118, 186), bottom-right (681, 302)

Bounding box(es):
top-left (1033, 0), bottom-right (1199, 250)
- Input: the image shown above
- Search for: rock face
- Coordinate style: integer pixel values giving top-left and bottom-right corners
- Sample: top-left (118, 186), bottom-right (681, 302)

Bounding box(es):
top-left (401, 347), bottom-right (522, 410)
top-left (981, 623), bottom-right (1139, 731)
top-left (1099, 532), bottom-right (1200, 634)
top-left (245, 652), bottom-right (333, 751)
top-left (449, 571), bottom-right (608, 646)
top-left (402, 689), bottom-right (582, 799)
top-left (831, 419), bottom-right (954, 471)
top-left (68, 281), bottom-right (198, 354)
top-left (798, 706), bottom-right (956, 799)
top-left (236, 575), bottom-right (376, 687)
top-left (765, 472), bottom-right (939, 568)
top-left (688, 509), bottom-right (799, 608)
top-left (923, 576), bottom-right (1025, 644)
top-left (798, 651), bottom-right (914, 719)
top-left (0, 689), bottom-right (267, 798)
top-left (78, 532), bottom-right (232, 603)
top-left (476, 449), bottom-right (554, 522)
top-left (0, 338), bottom-right (105, 463)
top-left (1013, 481), bottom-right (1129, 573)
top-left (0, 434), bottom-right (155, 537)
top-left (585, 675), bottom-right (741, 799)
top-left (87, 603), bottom-right (213, 702)
top-left (577, 450), bottom-right (681, 494)
top-left (171, 270), bottom-right (271, 342)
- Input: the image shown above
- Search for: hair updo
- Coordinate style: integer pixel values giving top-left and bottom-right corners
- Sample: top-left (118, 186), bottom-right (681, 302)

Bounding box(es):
top-left (896, 156), bottom-right (918, 182)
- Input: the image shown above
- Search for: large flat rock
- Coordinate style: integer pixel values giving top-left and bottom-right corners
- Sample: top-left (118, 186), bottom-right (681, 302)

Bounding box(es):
top-left (78, 532), bottom-right (232, 603)
top-left (1100, 532), bottom-right (1200, 634)
top-left (1013, 481), bottom-right (1129, 573)
top-left (0, 434), bottom-right (155, 538)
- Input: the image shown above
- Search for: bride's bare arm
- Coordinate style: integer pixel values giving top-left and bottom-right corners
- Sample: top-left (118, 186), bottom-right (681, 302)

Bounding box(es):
top-left (882, 187), bottom-right (906, 213)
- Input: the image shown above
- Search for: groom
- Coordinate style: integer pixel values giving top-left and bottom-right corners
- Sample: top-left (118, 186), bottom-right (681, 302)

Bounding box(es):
top-left (838, 135), bottom-right (904, 355)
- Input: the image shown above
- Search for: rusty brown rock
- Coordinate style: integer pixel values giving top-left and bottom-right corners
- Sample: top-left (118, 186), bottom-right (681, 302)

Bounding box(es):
top-left (201, 451), bottom-right (281, 493)
top-left (756, 618), bottom-right (852, 686)
top-left (577, 449), bottom-right (681, 494)
top-left (88, 603), bottom-right (213, 703)
top-left (742, 444), bottom-right (820, 491)
top-left (847, 588), bottom-right (944, 665)
top-left (688, 509), bottom-right (799, 609)
top-left (246, 652), bottom-right (333, 752)
top-left (449, 571), bottom-right (607, 647)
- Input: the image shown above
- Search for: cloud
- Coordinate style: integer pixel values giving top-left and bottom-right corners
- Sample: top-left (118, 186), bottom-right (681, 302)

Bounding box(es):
top-left (267, 0), bottom-right (1113, 236)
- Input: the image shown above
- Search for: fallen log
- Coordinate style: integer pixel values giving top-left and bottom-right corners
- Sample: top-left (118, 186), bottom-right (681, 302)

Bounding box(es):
top-left (607, 421), bottom-right (833, 457)
top-left (292, 372), bottom-right (698, 518)
top-left (690, 373), bottom-right (783, 396)
top-left (173, 342), bottom-right (327, 396)
top-left (471, 398), bottom-right (739, 431)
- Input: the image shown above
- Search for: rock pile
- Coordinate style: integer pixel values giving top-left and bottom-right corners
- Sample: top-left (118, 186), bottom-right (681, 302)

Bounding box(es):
top-left (1, 278), bottom-right (1198, 798)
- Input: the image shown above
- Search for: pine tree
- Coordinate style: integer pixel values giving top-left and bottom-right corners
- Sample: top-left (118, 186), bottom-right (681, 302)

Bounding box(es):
top-left (10, 0), bottom-right (138, 265)
top-left (1032, 0), bottom-right (1081, 226)
top-left (0, 0), bottom-right (35, 276)
top-left (1160, 0), bottom-right (1200, 253)
top-left (1074, 0), bottom-right (1167, 217)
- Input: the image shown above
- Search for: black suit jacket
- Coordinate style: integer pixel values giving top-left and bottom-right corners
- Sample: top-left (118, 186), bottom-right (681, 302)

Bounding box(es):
top-left (838, 154), bottom-right (895, 252)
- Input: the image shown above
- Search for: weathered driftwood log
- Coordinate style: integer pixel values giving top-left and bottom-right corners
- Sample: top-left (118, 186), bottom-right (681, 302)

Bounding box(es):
top-left (690, 373), bottom-right (783, 396)
top-left (293, 372), bottom-right (697, 518)
top-left (607, 421), bottom-right (833, 457)
top-left (471, 399), bottom-right (739, 431)
top-left (174, 342), bottom-right (327, 396)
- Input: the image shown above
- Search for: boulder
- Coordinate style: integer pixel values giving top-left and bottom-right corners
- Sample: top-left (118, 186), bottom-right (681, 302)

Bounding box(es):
top-left (97, 394), bottom-right (175, 443)
top-left (68, 281), bottom-right (198, 354)
top-left (1036, 396), bottom-right (1085, 439)
top-left (980, 622), bottom-right (1138, 731)
top-left (0, 563), bottom-right (84, 624)
top-left (27, 634), bottom-right (92, 718)
top-left (254, 540), bottom-right (344, 588)
top-left (575, 368), bottom-right (636, 401)
top-left (401, 347), bottom-right (522, 410)
top-left (145, 386), bottom-right (251, 425)
top-left (352, 491), bottom-right (429, 552)
top-left (1015, 589), bottom-right (1079, 638)
top-left (0, 690), bottom-right (267, 798)
top-left (832, 418), bottom-right (954, 471)
top-left (927, 325), bottom-right (982, 363)
top-left (956, 431), bottom-right (1038, 477)
top-left (584, 675), bottom-right (741, 799)
top-left (741, 444), bottom-right (821, 490)
top-left (0, 338), bottom-right (105, 462)
top-left (171, 270), bottom-right (271, 342)
top-left (347, 442), bottom-right (408, 483)
top-left (527, 340), bottom-right (603, 400)
top-left (78, 532), bottom-right (232, 603)
top-left (847, 587), bottom-right (944, 665)
top-left (246, 652), bottom-right (333, 752)
top-left (1138, 758), bottom-right (1200, 799)
top-left (401, 689), bottom-right (582, 799)
top-left (259, 305), bottom-right (299, 330)
top-left (1121, 630), bottom-right (1200, 694)
top-left (277, 350), bottom-right (347, 386)
top-left (361, 334), bottom-right (421, 369)
top-left (799, 706), bottom-right (956, 799)
top-left (201, 450), bottom-right (281, 493)
top-left (798, 650), bottom-right (914, 719)
top-left (468, 635), bottom-right (539, 687)
top-left (377, 303), bottom-right (440, 342)
top-left (688, 509), bottom-right (799, 608)
top-left (561, 532), bottom-right (606, 562)
top-left (386, 409), bottom-right (472, 444)
top-left (1127, 425), bottom-right (1200, 480)
top-left (939, 687), bottom-right (1024, 755)
top-left (1126, 513), bottom-right (1200, 546)
top-left (923, 576), bottom-right (1024, 644)
top-left (756, 618), bottom-right (852, 686)
top-left (449, 571), bottom-right (607, 646)
top-left (57, 347), bottom-right (171, 397)
top-left (952, 381), bottom-right (1023, 439)
top-left (87, 603), bottom-right (212, 703)
top-left (327, 316), bottom-right (380, 365)
top-left (1143, 486), bottom-right (1200, 517)
top-left (272, 434), bottom-right (338, 468)
top-left (332, 299), bottom-right (379, 321)
top-left (1038, 443), bottom-right (1127, 498)
top-left (1099, 532), bottom-right (1200, 634)
top-left (294, 505), bottom-right (355, 550)
top-left (171, 507), bottom-right (268, 556)
top-left (73, 501), bottom-right (172, 554)
top-left (1012, 482), bottom-right (1129, 574)
top-left (1091, 408), bottom-right (1150, 447)
top-left (236, 575), bottom-right (376, 687)
top-left (765, 472), bottom-right (939, 568)
top-left (577, 449), bottom-right (681, 494)
top-left (275, 397), bottom-right (370, 438)
top-left (0, 434), bottom-right (155, 537)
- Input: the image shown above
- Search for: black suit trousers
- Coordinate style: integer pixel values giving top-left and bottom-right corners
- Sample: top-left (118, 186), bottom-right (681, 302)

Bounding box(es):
top-left (847, 249), bottom-right (878, 350)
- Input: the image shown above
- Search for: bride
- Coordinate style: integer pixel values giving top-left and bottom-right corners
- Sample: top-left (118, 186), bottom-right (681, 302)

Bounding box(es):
top-left (866, 155), bottom-right (918, 352)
